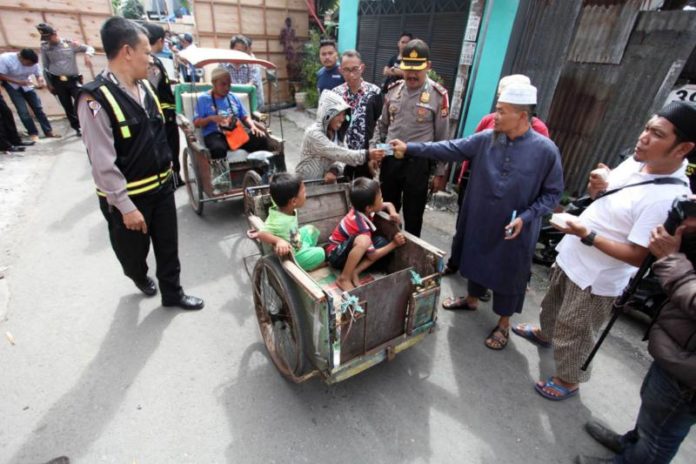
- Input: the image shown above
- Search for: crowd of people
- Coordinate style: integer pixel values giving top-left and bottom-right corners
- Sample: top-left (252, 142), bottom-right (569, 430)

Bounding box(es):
top-left (4, 15), bottom-right (695, 463)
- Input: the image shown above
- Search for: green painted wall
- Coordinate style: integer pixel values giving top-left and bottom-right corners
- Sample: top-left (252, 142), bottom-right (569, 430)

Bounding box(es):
top-left (459, 0), bottom-right (520, 137)
top-left (338, 0), bottom-right (359, 52)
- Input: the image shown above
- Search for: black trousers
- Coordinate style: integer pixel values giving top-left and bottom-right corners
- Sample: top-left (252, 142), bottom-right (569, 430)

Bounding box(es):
top-left (51, 76), bottom-right (81, 131)
top-left (0, 92), bottom-right (21, 150)
top-left (165, 115), bottom-right (181, 174)
top-left (379, 156), bottom-right (430, 237)
top-left (98, 182), bottom-right (183, 303)
top-left (204, 131), bottom-right (271, 160)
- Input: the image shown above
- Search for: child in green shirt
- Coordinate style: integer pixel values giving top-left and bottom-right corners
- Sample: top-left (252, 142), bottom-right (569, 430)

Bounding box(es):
top-left (257, 173), bottom-right (325, 271)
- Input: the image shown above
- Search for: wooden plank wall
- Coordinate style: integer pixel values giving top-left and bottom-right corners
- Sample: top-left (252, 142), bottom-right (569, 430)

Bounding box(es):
top-left (0, 0), bottom-right (113, 118)
top-left (194, 0), bottom-right (309, 102)
top-left (0, 0), bottom-right (307, 119)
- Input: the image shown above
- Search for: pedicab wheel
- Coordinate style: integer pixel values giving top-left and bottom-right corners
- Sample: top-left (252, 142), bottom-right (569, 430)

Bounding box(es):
top-left (242, 170), bottom-right (263, 216)
top-left (183, 148), bottom-right (204, 215)
top-left (252, 255), bottom-right (309, 382)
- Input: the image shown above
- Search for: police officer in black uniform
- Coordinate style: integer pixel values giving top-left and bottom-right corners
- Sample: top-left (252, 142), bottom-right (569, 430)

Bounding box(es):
top-left (77, 17), bottom-right (203, 310)
top-left (142, 23), bottom-right (184, 187)
top-left (37, 23), bottom-right (95, 137)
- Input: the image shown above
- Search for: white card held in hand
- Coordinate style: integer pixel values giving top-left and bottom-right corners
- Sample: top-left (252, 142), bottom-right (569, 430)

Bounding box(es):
top-left (550, 213), bottom-right (580, 229)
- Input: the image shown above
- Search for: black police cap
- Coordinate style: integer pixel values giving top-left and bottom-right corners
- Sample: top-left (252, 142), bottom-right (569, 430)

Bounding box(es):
top-left (400, 39), bottom-right (430, 71)
top-left (36, 23), bottom-right (56, 36)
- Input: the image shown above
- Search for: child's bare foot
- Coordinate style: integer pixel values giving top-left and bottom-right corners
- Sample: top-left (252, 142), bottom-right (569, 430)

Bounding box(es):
top-left (336, 276), bottom-right (355, 291)
top-left (351, 272), bottom-right (362, 288)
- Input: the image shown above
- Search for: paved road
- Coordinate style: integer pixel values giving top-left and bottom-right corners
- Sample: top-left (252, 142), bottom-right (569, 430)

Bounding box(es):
top-left (1, 117), bottom-right (694, 464)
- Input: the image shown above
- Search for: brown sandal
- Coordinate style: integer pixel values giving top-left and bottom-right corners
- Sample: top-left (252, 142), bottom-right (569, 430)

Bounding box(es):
top-left (485, 326), bottom-right (509, 350)
top-left (442, 296), bottom-right (478, 311)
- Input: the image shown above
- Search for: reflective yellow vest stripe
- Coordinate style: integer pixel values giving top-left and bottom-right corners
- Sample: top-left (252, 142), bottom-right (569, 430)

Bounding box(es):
top-left (96, 169), bottom-right (172, 197)
top-left (99, 85), bottom-right (131, 139)
top-left (142, 80), bottom-right (164, 118)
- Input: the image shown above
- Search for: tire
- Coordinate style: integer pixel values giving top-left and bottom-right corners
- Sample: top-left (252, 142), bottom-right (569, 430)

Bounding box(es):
top-left (252, 255), bottom-right (309, 382)
top-left (183, 148), bottom-right (204, 215)
top-left (242, 169), bottom-right (263, 216)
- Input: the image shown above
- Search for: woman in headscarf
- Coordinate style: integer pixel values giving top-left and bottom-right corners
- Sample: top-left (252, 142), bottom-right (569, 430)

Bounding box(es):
top-left (295, 90), bottom-right (384, 182)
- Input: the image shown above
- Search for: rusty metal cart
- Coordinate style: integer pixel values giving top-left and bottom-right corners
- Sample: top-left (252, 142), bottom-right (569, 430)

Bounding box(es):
top-left (245, 182), bottom-right (445, 384)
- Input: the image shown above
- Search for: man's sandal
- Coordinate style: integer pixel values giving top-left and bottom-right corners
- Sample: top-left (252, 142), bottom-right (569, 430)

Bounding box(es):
top-left (535, 377), bottom-right (579, 401)
top-left (512, 323), bottom-right (551, 348)
top-left (442, 296), bottom-right (478, 311)
top-left (484, 325), bottom-right (509, 350)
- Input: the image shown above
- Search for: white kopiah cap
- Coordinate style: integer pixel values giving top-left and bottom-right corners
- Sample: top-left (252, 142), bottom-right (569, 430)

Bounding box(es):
top-left (498, 83), bottom-right (537, 105)
top-left (497, 74), bottom-right (531, 95)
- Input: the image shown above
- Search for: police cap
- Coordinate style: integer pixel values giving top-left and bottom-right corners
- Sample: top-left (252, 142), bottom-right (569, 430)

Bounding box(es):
top-left (400, 39), bottom-right (429, 71)
top-left (36, 23), bottom-right (56, 37)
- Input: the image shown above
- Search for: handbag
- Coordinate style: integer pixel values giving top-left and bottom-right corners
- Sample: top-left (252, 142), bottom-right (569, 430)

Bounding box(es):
top-left (223, 120), bottom-right (250, 150)
top-left (210, 92), bottom-right (250, 150)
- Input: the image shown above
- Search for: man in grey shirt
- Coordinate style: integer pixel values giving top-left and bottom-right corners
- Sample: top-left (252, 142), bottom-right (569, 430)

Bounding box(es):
top-left (37, 23), bottom-right (94, 137)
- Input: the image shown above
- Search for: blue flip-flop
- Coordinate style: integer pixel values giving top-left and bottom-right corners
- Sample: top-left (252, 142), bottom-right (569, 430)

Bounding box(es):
top-left (512, 323), bottom-right (551, 348)
top-left (535, 377), bottom-right (579, 401)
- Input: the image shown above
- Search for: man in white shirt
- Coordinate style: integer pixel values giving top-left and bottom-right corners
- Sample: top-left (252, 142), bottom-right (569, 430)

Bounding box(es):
top-left (0, 49), bottom-right (57, 141)
top-left (512, 101), bottom-right (696, 401)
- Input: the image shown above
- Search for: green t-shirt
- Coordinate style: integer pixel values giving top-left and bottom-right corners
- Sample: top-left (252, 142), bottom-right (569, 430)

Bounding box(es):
top-left (262, 206), bottom-right (302, 250)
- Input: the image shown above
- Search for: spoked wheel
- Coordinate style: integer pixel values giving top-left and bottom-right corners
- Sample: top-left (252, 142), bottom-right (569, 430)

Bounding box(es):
top-left (252, 256), bottom-right (308, 382)
top-left (242, 170), bottom-right (263, 216)
top-left (183, 148), bottom-right (204, 215)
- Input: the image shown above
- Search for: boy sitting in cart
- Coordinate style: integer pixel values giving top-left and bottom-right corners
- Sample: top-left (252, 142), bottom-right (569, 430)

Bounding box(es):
top-left (255, 173), bottom-right (325, 271)
top-left (328, 177), bottom-right (406, 291)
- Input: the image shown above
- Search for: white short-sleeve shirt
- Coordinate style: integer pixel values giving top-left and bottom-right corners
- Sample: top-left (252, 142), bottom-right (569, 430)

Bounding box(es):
top-left (556, 156), bottom-right (690, 296)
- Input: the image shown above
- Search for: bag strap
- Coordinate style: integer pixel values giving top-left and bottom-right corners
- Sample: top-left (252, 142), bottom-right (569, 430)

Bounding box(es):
top-left (597, 177), bottom-right (688, 200)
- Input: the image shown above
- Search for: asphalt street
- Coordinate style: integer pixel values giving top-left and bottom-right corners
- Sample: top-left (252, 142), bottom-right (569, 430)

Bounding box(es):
top-left (0, 114), bottom-right (694, 464)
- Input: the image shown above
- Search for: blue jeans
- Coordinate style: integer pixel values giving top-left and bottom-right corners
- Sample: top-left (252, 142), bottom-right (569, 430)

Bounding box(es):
top-left (615, 363), bottom-right (696, 463)
top-left (2, 83), bottom-right (52, 136)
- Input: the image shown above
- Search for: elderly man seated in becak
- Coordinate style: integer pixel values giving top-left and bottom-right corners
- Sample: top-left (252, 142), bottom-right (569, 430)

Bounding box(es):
top-left (193, 66), bottom-right (267, 159)
top-left (296, 90), bottom-right (384, 182)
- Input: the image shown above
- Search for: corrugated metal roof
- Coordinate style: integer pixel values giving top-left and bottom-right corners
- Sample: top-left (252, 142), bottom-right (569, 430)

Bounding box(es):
top-left (567, 1), bottom-right (641, 64)
top-left (548, 10), bottom-right (696, 194)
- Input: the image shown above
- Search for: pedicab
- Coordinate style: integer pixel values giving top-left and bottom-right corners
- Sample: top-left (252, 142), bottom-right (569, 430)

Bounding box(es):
top-left (174, 48), bottom-right (286, 215)
top-left (245, 182), bottom-right (446, 383)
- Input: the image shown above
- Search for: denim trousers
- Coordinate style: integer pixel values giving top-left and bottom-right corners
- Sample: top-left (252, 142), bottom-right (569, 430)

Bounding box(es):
top-left (2, 83), bottom-right (52, 136)
top-left (615, 362), bottom-right (696, 463)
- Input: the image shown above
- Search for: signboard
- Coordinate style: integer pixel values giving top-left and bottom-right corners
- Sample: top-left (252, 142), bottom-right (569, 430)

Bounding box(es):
top-left (666, 84), bottom-right (696, 104)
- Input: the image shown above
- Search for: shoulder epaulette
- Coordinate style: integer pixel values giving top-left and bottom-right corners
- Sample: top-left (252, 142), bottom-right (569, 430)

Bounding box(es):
top-left (387, 79), bottom-right (404, 91)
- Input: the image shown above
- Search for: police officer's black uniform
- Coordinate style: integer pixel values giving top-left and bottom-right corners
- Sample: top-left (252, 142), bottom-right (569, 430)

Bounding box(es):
top-left (79, 74), bottom-right (187, 305)
top-left (150, 54), bottom-right (182, 183)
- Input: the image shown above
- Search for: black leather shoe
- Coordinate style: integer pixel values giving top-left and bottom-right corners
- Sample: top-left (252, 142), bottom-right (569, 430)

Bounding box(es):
top-left (19, 140), bottom-right (36, 146)
top-left (9, 145), bottom-right (26, 152)
top-left (163, 294), bottom-right (204, 310)
top-left (576, 455), bottom-right (614, 464)
top-left (585, 420), bottom-right (624, 453)
top-left (134, 277), bottom-right (157, 296)
top-left (75, 129), bottom-right (82, 137)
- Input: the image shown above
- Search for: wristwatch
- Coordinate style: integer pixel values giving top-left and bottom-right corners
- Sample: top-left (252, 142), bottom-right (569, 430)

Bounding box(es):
top-left (581, 231), bottom-right (597, 246)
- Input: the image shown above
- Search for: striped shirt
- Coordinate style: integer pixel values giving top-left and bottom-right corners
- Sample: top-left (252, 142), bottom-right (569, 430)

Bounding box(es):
top-left (327, 208), bottom-right (377, 254)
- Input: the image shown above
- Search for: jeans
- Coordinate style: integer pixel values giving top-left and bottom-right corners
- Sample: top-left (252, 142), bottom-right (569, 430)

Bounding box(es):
top-left (2, 83), bottom-right (52, 136)
top-left (615, 362), bottom-right (696, 463)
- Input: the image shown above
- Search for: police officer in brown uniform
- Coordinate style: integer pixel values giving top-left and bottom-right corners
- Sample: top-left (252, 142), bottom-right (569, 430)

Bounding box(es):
top-left (372, 39), bottom-right (449, 236)
top-left (77, 17), bottom-right (203, 310)
top-left (143, 22), bottom-right (184, 187)
top-left (37, 23), bottom-right (95, 137)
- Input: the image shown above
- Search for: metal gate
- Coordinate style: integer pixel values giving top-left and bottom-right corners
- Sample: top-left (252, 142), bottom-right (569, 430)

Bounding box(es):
top-left (356, 0), bottom-right (471, 95)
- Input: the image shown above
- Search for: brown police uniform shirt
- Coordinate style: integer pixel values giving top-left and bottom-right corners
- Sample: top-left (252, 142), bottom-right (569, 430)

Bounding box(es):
top-left (373, 77), bottom-right (450, 174)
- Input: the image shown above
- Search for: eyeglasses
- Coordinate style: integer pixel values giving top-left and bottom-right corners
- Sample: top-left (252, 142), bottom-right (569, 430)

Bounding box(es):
top-left (341, 66), bottom-right (362, 75)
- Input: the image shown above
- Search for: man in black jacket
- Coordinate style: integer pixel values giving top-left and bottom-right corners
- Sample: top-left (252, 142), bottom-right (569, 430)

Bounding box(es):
top-left (77, 17), bottom-right (203, 310)
top-left (143, 23), bottom-right (184, 187)
top-left (578, 198), bottom-right (696, 463)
